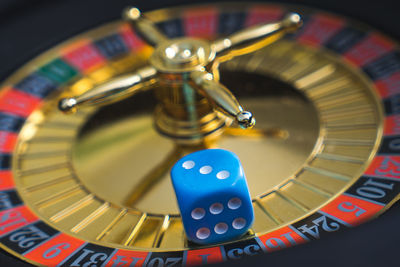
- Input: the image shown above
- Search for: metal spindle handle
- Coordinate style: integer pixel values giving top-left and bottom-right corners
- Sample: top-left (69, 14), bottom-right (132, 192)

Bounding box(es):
top-left (59, 66), bottom-right (157, 113)
top-left (123, 7), bottom-right (169, 47)
top-left (212, 13), bottom-right (302, 62)
top-left (191, 71), bottom-right (255, 129)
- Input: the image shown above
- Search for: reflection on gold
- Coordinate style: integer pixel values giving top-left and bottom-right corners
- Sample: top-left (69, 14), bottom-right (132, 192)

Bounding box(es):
top-left (123, 148), bottom-right (182, 207)
top-left (224, 127), bottom-right (289, 139)
top-left (12, 15), bottom-right (382, 253)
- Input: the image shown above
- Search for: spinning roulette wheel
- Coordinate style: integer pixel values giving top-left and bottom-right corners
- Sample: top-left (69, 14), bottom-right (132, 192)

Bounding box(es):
top-left (1, 0), bottom-right (400, 266)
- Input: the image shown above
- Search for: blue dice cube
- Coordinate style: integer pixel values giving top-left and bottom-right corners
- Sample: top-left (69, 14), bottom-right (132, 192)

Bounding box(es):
top-left (171, 149), bottom-right (254, 245)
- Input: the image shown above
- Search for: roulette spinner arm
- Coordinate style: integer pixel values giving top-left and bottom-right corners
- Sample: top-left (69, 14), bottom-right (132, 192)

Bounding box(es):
top-left (1, 0), bottom-right (400, 266)
top-left (58, 8), bottom-right (301, 135)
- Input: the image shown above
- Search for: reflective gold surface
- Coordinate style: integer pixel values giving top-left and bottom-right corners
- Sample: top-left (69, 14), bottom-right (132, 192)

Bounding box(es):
top-left (13, 30), bottom-right (383, 250)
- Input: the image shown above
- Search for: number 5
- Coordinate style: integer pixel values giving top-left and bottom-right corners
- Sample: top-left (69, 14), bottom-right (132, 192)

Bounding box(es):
top-left (337, 201), bottom-right (366, 217)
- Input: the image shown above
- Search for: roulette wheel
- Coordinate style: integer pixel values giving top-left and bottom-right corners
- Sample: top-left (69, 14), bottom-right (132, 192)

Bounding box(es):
top-left (1, 0), bottom-right (400, 266)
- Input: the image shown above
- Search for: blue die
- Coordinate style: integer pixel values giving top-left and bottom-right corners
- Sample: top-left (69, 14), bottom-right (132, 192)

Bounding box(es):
top-left (171, 149), bottom-right (254, 245)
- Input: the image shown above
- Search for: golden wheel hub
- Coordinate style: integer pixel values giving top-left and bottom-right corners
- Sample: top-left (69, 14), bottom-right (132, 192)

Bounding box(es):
top-left (150, 38), bottom-right (215, 72)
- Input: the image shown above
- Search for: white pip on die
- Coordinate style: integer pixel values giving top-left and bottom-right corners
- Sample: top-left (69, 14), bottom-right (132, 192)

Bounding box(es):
top-left (171, 149), bottom-right (254, 245)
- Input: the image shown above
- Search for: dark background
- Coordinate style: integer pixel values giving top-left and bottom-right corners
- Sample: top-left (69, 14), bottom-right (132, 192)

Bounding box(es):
top-left (0, 0), bottom-right (399, 266)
